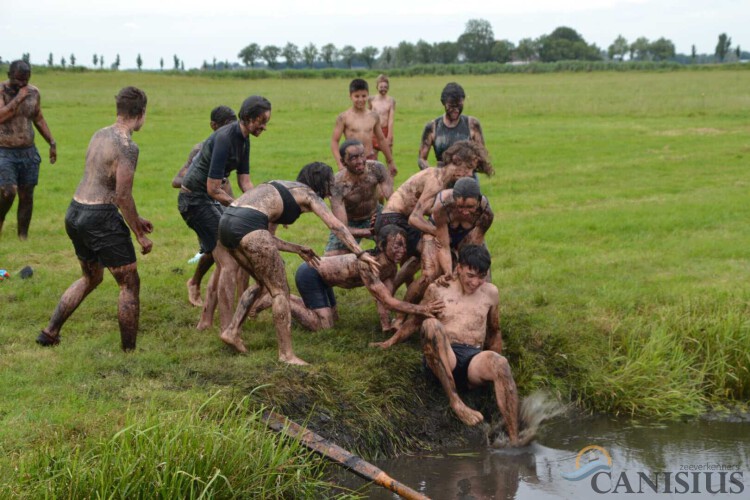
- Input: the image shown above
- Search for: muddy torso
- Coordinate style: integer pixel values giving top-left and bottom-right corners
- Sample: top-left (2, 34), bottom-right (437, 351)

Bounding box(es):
top-left (335, 161), bottom-right (386, 221)
top-left (0, 83), bottom-right (40, 148)
top-left (74, 125), bottom-right (138, 205)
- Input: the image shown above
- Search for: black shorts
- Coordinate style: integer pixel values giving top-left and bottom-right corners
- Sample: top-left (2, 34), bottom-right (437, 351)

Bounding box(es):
top-left (178, 192), bottom-right (223, 254)
top-left (295, 262), bottom-right (336, 309)
top-left (218, 205), bottom-right (269, 250)
top-left (374, 211), bottom-right (422, 257)
top-left (65, 200), bottom-right (136, 268)
top-left (424, 343), bottom-right (482, 392)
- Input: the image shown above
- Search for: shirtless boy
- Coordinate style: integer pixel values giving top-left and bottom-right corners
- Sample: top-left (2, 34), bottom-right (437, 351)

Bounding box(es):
top-left (418, 82), bottom-right (485, 170)
top-left (416, 245), bottom-right (520, 445)
top-left (0, 60), bottom-right (56, 239)
top-left (325, 139), bottom-right (393, 256)
top-left (37, 87), bottom-right (152, 351)
top-left (172, 105), bottom-right (237, 307)
top-left (368, 74), bottom-right (395, 161)
top-left (331, 78), bottom-right (396, 178)
top-left (250, 225), bottom-right (443, 332)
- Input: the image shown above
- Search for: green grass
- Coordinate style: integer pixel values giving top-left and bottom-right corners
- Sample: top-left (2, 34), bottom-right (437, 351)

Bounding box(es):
top-left (1, 69), bottom-right (749, 495)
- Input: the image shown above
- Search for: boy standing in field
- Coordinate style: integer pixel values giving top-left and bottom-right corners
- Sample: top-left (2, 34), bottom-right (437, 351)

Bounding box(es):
top-left (331, 78), bottom-right (397, 178)
top-left (37, 87), bottom-right (152, 351)
top-left (368, 74), bottom-right (395, 162)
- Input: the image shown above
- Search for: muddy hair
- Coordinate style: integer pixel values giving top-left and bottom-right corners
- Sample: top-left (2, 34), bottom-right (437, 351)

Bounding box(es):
top-left (453, 177), bottom-right (482, 200)
top-left (9, 60), bottom-right (31, 76)
top-left (375, 224), bottom-right (407, 255)
top-left (458, 244), bottom-right (491, 274)
top-left (115, 86), bottom-right (147, 118)
top-left (238, 96), bottom-right (271, 122)
top-left (296, 162), bottom-right (334, 198)
top-left (376, 74), bottom-right (389, 85)
top-left (440, 82), bottom-right (465, 105)
top-left (349, 78), bottom-right (368, 93)
top-left (339, 139), bottom-right (363, 160)
top-left (443, 140), bottom-right (494, 176)
top-left (210, 105), bottom-right (236, 127)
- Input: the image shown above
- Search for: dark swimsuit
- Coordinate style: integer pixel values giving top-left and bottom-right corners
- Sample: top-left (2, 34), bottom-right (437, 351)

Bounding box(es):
top-left (218, 181), bottom-right (303, 249)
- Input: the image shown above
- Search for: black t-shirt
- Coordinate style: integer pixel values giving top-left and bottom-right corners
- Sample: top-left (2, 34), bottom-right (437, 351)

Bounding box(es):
top-left (182, 122), bottom-right (249, 193)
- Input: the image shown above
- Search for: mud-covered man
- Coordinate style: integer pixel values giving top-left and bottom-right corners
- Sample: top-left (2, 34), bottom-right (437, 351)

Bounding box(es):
top-left (0, 60), bottom-right (56, 239)
top-left (368, 74), bottom-right (395, 162)
top-left (37, 87), bottom-right (152, 351)
top-left (418, 82), bottom-right (485, 170)
top-left (324, 139), bottom-right (393, 256)
top-left (253, 225), bottom-right (443, 332)
top-left (331, 78), bottom-right (396, 177)
top-left (420, 245), bottom-right (519, 445)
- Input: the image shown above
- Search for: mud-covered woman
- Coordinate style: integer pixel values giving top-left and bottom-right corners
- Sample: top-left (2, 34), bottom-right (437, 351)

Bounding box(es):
top-left (216, 162), bottom-right (380, 365)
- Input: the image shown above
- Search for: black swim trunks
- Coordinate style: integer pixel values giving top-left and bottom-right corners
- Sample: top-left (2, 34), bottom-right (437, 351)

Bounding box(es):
top-left (295, 262), bottom-right (336, 309)
top-left (424, 343), bottom-right (482, 392)
top-left (178, 191), bottom-right (223, 254)
top-left (64, 199), bottom-right (136, 268)
top-left (218, 205), bottom-right (269, 250)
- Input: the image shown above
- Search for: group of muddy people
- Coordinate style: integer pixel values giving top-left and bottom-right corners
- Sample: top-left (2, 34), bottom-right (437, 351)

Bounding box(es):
top-left (2, 60), bottom-right (523, 445)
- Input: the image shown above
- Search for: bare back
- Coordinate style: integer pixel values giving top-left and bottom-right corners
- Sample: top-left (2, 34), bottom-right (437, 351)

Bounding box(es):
top-left (383, 168), bottom-right (442, 216)
top-left (426, 280), bottom-right (498, 347)
top-left (0, 82), bottom-right (40, 148)
top-left (74, 125), bottom-right (139, 205)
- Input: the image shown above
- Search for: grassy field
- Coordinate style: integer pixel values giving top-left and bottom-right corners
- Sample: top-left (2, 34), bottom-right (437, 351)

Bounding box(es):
top-left (1, 69), bottom-right (749, 496)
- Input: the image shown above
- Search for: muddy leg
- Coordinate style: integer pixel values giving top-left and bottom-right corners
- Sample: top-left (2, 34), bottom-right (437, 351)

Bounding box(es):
top-left (220, 285), bottom-right (262, 353)
top-left (187, 252), bottom-right (214, 307)
top-left (42, 260), bottom-right (104, 340)
top-left (109, 262), bottom-right (141, 351)
top-left (0, 184), bottom-right (17, 237)
top-left (197, 267), bottom-right (219, 330)
top-left (214, 243), bottom-right (239, 332)
top-left (468, 352), bottom-right (520, 444)
top-left (422, 318), bottom-right (483, 425)
top-left (16, 184), bottom-right (34, 240)
top-left (270, 291), bottom-right (307, 365)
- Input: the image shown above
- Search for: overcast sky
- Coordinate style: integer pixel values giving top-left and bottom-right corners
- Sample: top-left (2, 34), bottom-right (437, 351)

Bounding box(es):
top-left (3, 0), bottom-right (746, 70)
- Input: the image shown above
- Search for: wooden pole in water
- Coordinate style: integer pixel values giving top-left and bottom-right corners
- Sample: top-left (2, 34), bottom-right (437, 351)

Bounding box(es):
top-left (263, 410), bottom-right (430, 500)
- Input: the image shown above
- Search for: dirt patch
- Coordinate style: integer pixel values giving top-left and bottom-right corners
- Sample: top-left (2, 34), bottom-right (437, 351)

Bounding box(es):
top-left (654, 128), bottom-right (722, 137)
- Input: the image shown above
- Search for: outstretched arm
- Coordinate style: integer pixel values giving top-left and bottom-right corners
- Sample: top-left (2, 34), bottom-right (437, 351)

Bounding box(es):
top-left (371, 283), bottom-right (442, 349)
top-left (360, 264), bottom-right (443, 317)
top-left (417, 121), bottom-right (434, 170)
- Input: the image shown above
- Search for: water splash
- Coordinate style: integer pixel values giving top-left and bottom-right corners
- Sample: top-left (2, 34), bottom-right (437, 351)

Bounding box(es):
top-left (488, 391), bottom-right (568, 448)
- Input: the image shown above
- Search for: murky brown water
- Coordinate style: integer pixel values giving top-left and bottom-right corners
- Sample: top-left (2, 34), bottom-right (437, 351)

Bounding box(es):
top-left (333, 414), bottom-right (750, 499)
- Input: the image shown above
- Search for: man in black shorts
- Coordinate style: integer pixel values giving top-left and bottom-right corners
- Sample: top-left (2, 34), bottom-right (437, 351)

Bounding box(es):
top-left (37, 87), bottom-right (152, 351)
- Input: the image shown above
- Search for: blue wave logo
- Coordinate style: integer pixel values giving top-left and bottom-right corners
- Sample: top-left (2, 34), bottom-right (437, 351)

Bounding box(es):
top-left (561, 445), bottom-right (613, 481)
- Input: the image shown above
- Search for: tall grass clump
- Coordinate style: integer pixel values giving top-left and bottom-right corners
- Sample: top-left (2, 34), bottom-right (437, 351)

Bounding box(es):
top-left (10, 393), bottom-right (342, 499)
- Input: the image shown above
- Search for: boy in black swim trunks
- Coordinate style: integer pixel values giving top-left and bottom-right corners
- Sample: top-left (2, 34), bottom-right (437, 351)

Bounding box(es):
top-left (418, 245), bottom-right (520, 445)
top-left (37, 87), bottom-right (152, 351)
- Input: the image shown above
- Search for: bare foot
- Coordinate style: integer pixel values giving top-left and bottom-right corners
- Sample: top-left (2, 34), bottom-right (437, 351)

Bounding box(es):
top-left (187, 279), bottom-right (203, 307)
top-left (451, 401), bottom-right (484, 426)
top-left (279, 353), bottom-right (309, 365)
top-left (196, 319), bottom-right (211, 331)
top-left (220, 330), bottom-right (248, 353)
top-left (368, 340), bottom-right (392, 349)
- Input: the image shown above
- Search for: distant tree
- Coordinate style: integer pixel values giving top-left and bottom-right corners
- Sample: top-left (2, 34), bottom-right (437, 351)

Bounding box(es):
top-left (238, 43), bottom-right (260, 68)
top-left (282, 43), bottom-right (300, 68)
top-left (261, 45), bottom-right (281, 68)
top-left (340, 45), bottom-right (357, 69)
top-left (137, 54), bottom-right (143, 70)
top-left (321, 43), bottom-right (337, 67)
top-left (360, 46), bottom-right (379, 68)
top-left (515, 38), bottom-right (539, 62)
top-left (457, 18), bottom-right (495, 62)
top-left (22, 53), bottom-right (30, 63)
top-left (202, 60), bottom-right (208, 70)
top-left (93, 54), bottom-right (98, 67)
top-left (160, 57), bottom-right (164, 70)
top-left (60, 57), bottom-right (66, 69)
top-left (649, 38), bottom-right (675, 61)
top-left (492, 40), bottom-right (514, 63)
top-left (70, 54), bottom-right (76, 67)
top-left (737, 46), bottom-right (741, 59)
top-left (415, 39), bottom-right (432, 64)
top-left (180, 61), bottom-right (185, 71)
top-left (100, 55), bottom-right (104, 69)
top-left (302, 43), bottom-right (318, 68)
top-left (608, 35), bottom-right (629, 61)
top-left (379, 46), bottom-right (397, 67)
top-left (48, 53), bottom-right (54, 67)
top-left (715, 33), bottom-right (731, 62)
top-left (691, 45), bottom-right (697, 62)
top-left (432, 41), bottom-right (458, 64)
top-left (539, 27), bottom-right (601, 62)
top-left (629, 37), bottom-right (651, 61)
top-left (395, 41), bottom-right (416, 66)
